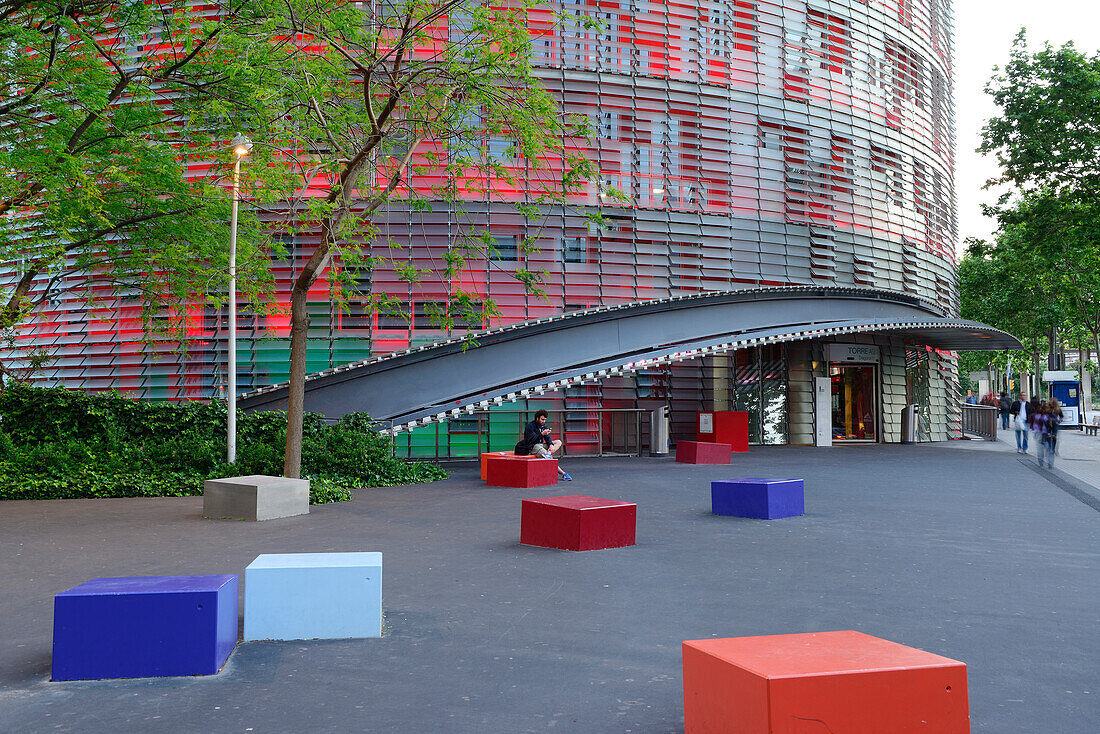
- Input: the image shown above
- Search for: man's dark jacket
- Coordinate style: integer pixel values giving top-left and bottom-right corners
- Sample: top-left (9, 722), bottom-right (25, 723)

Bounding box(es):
top-left (515, 420), bottom-right (550, 455)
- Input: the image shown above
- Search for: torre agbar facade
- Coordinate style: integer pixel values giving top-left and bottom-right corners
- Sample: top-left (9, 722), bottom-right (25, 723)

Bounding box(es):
top-left (7, 0), bottom-right (969, 452)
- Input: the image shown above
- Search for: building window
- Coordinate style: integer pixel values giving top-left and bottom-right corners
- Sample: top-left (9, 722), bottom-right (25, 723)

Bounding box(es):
top-left (598, 111), bottom-right (619, 140)
top-left (870, 144), bottom-right (907, 208)
top-left (376, 306), bottom-right (408, 330)
top-left (808, 8), bottom-right (853, 76)
top-left (413, 301), bottom-right (444, 330)
top-left (564, 237), bottom-right (587, 263)
top-left (490, 235), bottom-right (518, 261)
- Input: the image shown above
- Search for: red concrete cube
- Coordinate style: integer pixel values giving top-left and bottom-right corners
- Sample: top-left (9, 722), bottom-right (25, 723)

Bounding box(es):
top-left (486, 455), bottom-right (558, 488)
top-left (480, 451), bottom-right (515, 480)
top-left (520, 495), bottom-right (637, 551)
top-left (676, 440), bottom-right (732, 464)
top-left (696, 411), bottom-right (750, 452)
top-left (682, 631), bottom-right (970, 734)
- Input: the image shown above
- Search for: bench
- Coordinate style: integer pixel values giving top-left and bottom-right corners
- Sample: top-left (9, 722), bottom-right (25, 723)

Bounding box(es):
top-left (52, 575), bottom-right (238, 681)
top-left (683, 631), bottom-right (969, 734)
top-left (244, 552), bottom-right (382, 641)
top-left (521, 494), bottom-right (637, 551)
top-left (485, 455), bottom-right (558, 488)
top-left (1085, 417), bottom-right (1099, 436)
top-left (479, 451), bottom-right (517, 479)
top-left (676, 440), bottom-right (733, 465)
top-left (203, 474), bottom-right (309, 521)
top-left (711, 478), bottom-right (805, 519)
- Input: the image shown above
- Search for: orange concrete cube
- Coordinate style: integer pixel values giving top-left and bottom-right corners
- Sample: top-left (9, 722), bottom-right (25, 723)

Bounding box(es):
top-left (480, 451), bottom-right (514, 480)
top-left (682, 631), bottom-right (969, 734)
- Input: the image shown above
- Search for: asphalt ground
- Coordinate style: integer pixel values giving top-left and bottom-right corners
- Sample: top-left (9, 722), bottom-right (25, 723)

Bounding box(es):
top-left (1, 445), bottom-right (1098, 733)
top-left (960, 418), bottom-right (1100, 503)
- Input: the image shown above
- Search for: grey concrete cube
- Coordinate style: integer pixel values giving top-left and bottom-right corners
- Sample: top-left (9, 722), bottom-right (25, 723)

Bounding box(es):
top-left (203, 475), bottom-right (310, 521)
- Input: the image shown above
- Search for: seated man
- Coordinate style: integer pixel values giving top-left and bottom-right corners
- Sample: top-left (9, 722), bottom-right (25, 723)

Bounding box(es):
top-left (514, 409), bottom-right (572, 480)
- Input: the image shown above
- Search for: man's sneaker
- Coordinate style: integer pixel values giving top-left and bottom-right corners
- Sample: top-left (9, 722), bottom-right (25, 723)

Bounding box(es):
top-left (561, 473), bottom-right (573, 481)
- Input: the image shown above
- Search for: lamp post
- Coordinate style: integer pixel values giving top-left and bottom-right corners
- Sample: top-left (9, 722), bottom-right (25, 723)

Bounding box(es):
top-left (228, 132), bottom-right (252, 464)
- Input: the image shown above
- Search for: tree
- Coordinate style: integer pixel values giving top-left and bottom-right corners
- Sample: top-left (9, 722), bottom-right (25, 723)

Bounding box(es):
top-left (265, 0), bottom-right (599, 477)
top-left (957, 190), bottom-right (1100, 396)
top-left (975, 31), bottom-right (1100, 395)
top-left (3, 1), bottom-right (603, 476)
top-left (957, 235), bottom-right (1062, 394)
top-left (0, 1), bottom-right (292, 380)
top-left (998, 193), bottom-right (1100, 364)
top-left (981, 31), bottom-right (1100, 203)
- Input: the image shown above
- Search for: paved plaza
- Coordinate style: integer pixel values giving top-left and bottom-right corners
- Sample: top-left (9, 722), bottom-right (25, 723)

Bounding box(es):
top-left (954, 414), bottom-right (1100, 504)
top-left (1, 444), bottom-right (1098, 732)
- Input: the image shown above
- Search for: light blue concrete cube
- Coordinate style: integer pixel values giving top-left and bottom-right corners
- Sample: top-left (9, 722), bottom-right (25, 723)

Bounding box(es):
top-left (243, 552), bottom-right (382, 641)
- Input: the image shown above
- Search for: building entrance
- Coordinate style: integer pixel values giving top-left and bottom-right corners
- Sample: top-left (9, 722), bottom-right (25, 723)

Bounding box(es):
top-left (830, 365), bottom-right (877, 441)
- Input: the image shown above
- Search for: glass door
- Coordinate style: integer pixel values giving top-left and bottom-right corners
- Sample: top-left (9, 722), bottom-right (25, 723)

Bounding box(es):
top-left (830, 364), bottom-right (877, 441)
top-left (732, 345), bottom-right (789, 445)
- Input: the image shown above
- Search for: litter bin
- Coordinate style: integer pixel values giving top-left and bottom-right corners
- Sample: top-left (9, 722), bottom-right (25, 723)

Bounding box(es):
top-left (900, 404), bottom-right (918, 444)
top-left (650, 406), bottom-right (670, 455)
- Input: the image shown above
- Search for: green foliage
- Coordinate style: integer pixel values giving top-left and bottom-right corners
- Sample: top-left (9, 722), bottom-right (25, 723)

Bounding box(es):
top-left (966, 33), bottom-right (1100, 379)
top-left (3, 2), bottom-right (602, 479)
top-left (308, 477), bottom-right (355, 505)
top-left (258, 0), bottom-right (601, 325)
top-left (0, 386), bottom-right (445, 502)
top-left (981, 31), bottom-right (1100, 200)
top-left (263, 0), bottom-right (604, 475)
top-left (1, 1), bottom-right (296, 347)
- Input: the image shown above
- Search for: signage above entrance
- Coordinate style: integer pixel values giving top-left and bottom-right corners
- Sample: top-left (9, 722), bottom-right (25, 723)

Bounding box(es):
top-left (827, 343), bottom-right (880, 363)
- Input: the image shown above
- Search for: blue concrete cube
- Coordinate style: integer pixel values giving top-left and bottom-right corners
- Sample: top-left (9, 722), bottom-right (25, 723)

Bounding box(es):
top-left (52, 575), bottom-right (238, 681)
top-left (711, 478), bottom-right (805, 519)
top-left (244, 552), bottom-right (382, 641)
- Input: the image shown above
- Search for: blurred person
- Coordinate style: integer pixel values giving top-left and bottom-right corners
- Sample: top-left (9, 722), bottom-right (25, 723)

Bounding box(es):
top-left (1044, 398), bottom-right (1063, 469)
top-left (1029, 395), bottom-right (1044, 454)
top-left (1010, 392), bottom-right (1030, 453)
top-left (1034, 402), bottom-right (1051, 468)
top-left (998, 391), bottom-right (1011, 430)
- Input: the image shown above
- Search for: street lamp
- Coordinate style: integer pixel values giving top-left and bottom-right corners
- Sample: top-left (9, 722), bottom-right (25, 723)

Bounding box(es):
top-left (228, 132), bottom-right (252, 464)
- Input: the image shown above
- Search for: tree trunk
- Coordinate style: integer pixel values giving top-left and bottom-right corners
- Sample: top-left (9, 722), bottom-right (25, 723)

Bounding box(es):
top-left (1081, 346), bottom-right (1093, 412)
top-left (1033, 351), bottom-right (1041, 397)
top-left (275, 129), bottom-right (408, 477)
top-left (282, 221), bottom-right (335, 478)
top-left (282, 280), bottom-right (312, 478)
top-left (0, 269), bottom-right (41, 331)
top-left (1092, 333), bottom-right (1100, 410)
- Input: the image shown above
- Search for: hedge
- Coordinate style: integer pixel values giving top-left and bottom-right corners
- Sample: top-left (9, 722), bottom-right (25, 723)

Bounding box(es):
top-left (0, 384), bottom-right (446, 502)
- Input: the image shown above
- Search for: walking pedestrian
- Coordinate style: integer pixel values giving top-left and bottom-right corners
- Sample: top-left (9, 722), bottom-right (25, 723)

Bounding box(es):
top-left (998, 391), bottom-right (1011, 431)
top-left (1045, 398), bottom-right (1063, 469)
top-left (1010, 392), bottom-right (1029, 453)
top-left (1029, 395), bottom-right (1044, 454)
top-left (1034, 402), bottom-right (1051, 468)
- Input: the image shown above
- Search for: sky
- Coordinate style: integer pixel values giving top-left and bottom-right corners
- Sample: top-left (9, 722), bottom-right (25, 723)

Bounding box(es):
top-left (955, 1), bottom-right (1100, 249)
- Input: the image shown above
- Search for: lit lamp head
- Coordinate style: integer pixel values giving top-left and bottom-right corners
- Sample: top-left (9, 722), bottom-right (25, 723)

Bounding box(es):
top-left (232, 132), bottom-right (253, 158)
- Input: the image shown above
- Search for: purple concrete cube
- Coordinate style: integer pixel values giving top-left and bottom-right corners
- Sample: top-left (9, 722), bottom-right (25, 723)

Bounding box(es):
top-left (52, 575), bottom-right (238, 681)
top-left (711, 478), bottom-right (805, 519)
